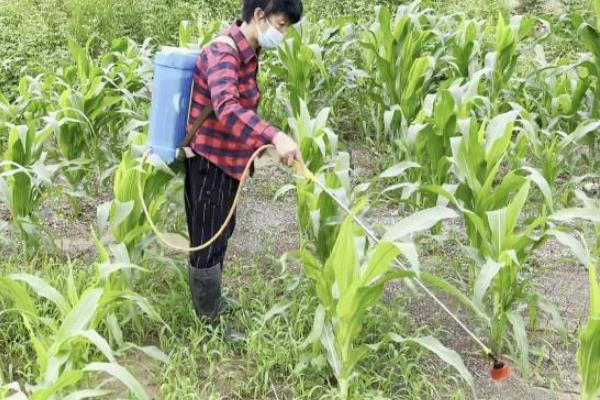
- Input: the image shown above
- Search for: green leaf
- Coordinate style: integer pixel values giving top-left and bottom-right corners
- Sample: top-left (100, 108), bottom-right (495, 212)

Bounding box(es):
top-left (507, 311), bottom-right (529, 376)
top-left (520, 167), bottom-right (554, 212)
top-left (546, 230), bottom-right (591, 267)
top-left (485, 111), bottom-right (519, 167)
top-left (262, 303), bottom-right (292, 325)
top-left (70, 330), bottom-right (116, 362)
top-left (55, 288), bottom-right (103, 344)
top-left (62, 389), bottom-right (115, 400)
top-left (379, 161), bottom-right (421, 178)
top-left (327, 217), bottom-right (359, 297)
top-left (362, 242), bottom-right (401, 285)
top-left (83, 362), bottom-right (149, 400)
top-left (31, 369), bottom-right (84, 400)
top-left (505, 179), bottom-right (530, 234)
top-left (577, 264), bottom-right (600, 399)
top-left (9, 274), bottom-right (70, 315)
top-left (550, 208), bottom-right (600, 224)
top-left (473, 259), bottom-right (504, 308)
top-left (383, 206), bottom-right (458, 242)
top-left (487, 208), bottom-right (507, 257)
top-left (123, 344), bottom-right (170, 364)
top-left (97, 263), bottom-right (148, 281)
top-left (389, 334), bottom-right (474, 390)
top-left (320, 322), bottom-right (341, 379)
top-left (420, 272), bottom-right (490, 323)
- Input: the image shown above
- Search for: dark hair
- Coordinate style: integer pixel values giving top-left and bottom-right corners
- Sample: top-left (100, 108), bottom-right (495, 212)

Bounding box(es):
top-left (242, 0), bottom-right (303, 25)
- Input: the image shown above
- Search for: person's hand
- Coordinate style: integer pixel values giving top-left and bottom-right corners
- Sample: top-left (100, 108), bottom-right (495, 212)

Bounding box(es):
top-left (272, 132), bottom-right (302, 167)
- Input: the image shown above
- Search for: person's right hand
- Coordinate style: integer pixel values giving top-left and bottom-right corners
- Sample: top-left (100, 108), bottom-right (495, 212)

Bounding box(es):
top-left (272, 132), bottom-right (302, 167)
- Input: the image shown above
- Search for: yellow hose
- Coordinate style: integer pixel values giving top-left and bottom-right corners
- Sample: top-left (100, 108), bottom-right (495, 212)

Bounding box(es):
top-left (138, 145), bottom-right (310, 253)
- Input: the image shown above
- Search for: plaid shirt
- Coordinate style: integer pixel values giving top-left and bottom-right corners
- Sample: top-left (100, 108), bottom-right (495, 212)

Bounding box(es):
top-left (188, 21), bottom-right (279, 180)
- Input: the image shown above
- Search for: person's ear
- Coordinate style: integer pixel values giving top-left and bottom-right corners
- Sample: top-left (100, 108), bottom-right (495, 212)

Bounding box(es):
top-left (253, 7), bottom-right (266, 22)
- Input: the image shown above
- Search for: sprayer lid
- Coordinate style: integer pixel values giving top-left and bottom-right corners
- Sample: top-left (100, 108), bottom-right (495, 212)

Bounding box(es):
top-left (154, 47), bottom-right (201, 70)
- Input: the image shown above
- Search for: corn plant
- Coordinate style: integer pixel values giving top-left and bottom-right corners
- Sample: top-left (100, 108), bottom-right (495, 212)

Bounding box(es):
top-left (282, 100), bottom-right (354, 261)
top-left (275, 27), bottom-right (328, 117)
top-left (360, 3), bottom-right (437, 149)
top-left (179, 18), bottom-right (225, 49)
top-left (425, 111), bottom-right (561, 372)
top-left (544, 194), bottom-right (600, 400)
top-left (516, 52), bottom-right (590, 132)
top-left (516, 119), bottom-right (600, 202)
top-left (295, 210), bottom-right (474, 398)
top-left (0, 262), bottom-right (167, 399)
top-left (0, 124), bottom-right (56, 248)
top-left (49, 40), bottom-right (123, 174)
top-left (578, 263), bottom-right (600, 400)
top-left (103, 133), bottom-right (174, 260)
top-left (446, 19), bottom-right (483, 79)
top-left (579, 7), bottom-right (600, 120)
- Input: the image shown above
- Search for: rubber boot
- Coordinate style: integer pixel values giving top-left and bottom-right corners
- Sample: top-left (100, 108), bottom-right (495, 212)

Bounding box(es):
top-left (188, 263), bottom-right (224, 323)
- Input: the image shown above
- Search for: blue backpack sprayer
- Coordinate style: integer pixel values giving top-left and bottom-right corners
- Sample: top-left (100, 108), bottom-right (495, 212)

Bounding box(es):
top-left (141, 44), bottom-right (511, 381)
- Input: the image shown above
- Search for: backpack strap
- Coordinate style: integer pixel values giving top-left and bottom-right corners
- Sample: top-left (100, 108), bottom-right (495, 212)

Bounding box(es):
top-left (180, 35), bottom-right (239, 158)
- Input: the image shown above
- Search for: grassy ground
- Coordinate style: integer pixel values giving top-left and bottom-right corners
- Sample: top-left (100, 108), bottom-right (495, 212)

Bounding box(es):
top-left (0, 151), bottom-right (590, 398)
top-left (0, 0), bottom-right (596, 398)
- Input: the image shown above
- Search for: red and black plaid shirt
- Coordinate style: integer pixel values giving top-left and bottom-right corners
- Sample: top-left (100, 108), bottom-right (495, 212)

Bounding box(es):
top-left (188, 21), bottom-right (279, 180)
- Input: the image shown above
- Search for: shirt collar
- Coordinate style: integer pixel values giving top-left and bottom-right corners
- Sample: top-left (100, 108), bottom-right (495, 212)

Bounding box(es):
top-left (228, 20), bottom-right (259, 64)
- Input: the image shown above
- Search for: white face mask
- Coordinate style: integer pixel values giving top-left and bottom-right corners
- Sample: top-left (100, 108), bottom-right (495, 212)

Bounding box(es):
top-left (257, 18), bottom-right (285, 49)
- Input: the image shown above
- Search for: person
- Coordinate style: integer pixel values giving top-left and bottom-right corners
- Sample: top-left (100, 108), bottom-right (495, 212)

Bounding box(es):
top-left (184, 0), bottom-right (304, 323)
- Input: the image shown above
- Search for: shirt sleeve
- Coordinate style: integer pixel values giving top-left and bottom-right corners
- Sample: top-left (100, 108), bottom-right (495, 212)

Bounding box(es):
top-left (205, 43), bottom-right (278, 149)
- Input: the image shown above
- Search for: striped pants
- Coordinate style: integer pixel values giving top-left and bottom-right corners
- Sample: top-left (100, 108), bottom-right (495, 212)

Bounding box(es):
top-left (184, 155), bottom-right (239, 269)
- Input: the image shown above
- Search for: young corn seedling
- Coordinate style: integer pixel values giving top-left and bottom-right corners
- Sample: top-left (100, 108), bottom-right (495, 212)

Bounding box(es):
top-left (103, 132), bottom-right (174, 261)
top-left (179, 18), bottom-right (225, 48)
top-left (0, 124), bottom-right (56, 248)
top-left (295, 208), bottom-right (474, 398)
top-left (515, 49), bottom-right (590, 132)
top-left (516, 119), bottom-right (600, 203)
top-left (0, 262), bottom-right (167, 399)
top-left (275, 27), bottom-right (327, 117)
top-left (578, 3), bottom-right (600, 120)
top-left (446, 19), bottom-right (483, 79)
top-left (360, 3), bottom-right (437, 150)
top-left (428, 111), bottom-right (561, 373)
top-left (543, 195), bottom-right (600, 400)
top-left (578, 263), bottom-right (600, 400)
top-left (283, 99), bottom-right (354, 261)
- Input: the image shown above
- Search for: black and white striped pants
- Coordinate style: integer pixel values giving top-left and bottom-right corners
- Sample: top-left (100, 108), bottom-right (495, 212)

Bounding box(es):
top-left (184, 155), bottom-right (239, 269)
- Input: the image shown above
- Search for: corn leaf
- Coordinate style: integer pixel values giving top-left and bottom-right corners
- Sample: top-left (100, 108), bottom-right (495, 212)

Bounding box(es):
top-left (327, 218), bottom-right (359, 297)
top-left (420, 272), bottom-right (490, 323)
top-left (30, 369), bottom-right (84, 400)
top-left (362, 242), bottom-right (401, 285)
top-left (474, 259), bottom-right (504, 308)
top-left (379, 161), bottom-right (421, 178)
top-left (550, 208), bottom-right (600, 224)
top-left (546, 230), bottom-right (591, 267)
top-left (389, 334), bottom-right (474, 391)
top-left (9, 274), bottom-right (70, 316)
top-left (62, 389), bottom-right (115, 400)
top-left (577, 264), bottom-right (600, 400)
top-left (383, 206), bottom-right (458, 242)
top-left (55, 288), bottom-right (103, 343)
top-left (507, 311), bottom-right (529, 376)
top-left (83, 363), bottom-right (149, 400)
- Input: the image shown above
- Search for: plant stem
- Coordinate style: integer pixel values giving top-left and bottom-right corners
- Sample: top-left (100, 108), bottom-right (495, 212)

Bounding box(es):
top-left (339, 378), bottom-right (349, 400)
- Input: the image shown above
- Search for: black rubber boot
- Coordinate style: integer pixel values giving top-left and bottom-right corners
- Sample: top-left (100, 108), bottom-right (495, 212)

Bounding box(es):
top-left (188, 263), bottom-right (224, 323)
